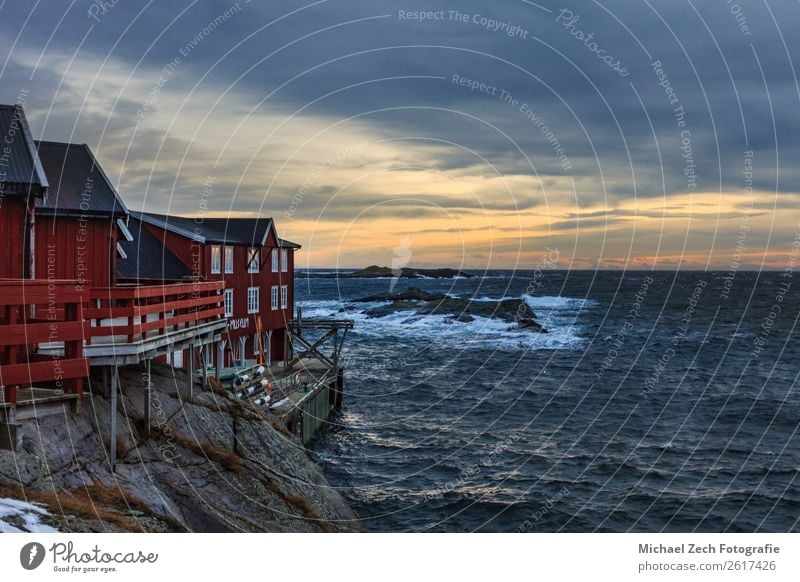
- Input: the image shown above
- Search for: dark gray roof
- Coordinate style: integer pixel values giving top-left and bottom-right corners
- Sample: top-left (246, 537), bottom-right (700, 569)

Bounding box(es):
top-left (35, 141), bottom-right (127, 217)
top-left (136, 211), bottom-right (280, 246)
top-left (279, 238), bottom-right (301, 249)
top-left (0, 104), bottom-right (48, 196)
top-left (117, 217), bottom-right (193, 281)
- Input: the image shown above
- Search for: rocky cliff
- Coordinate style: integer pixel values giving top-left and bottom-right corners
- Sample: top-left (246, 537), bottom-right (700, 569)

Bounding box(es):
top-left (0, 362), bottom-right (361, 532)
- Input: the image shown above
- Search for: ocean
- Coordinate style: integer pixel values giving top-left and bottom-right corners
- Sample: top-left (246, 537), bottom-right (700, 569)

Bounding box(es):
top-left (296, 270), bottom-right (800, 532)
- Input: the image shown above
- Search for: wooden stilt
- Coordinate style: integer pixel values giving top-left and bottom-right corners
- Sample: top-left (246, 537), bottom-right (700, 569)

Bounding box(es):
top-left (215, 342), bottom-right (222, 381)
top-left (200, 345), bottom-right (208, 389)
top-left (110, 365), bottom-right (118, 472)
top-left (144, 359), bottom-right (151, 435)
top-left (187, 344), bottom-right (194, 400)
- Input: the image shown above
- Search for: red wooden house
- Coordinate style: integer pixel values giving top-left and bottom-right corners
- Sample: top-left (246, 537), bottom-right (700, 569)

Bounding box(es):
top-left (34, 140), bottom-right (129, 288)
top-left (134, 212), bottom-right (300, 367)
top-left (1, 107), bottom-right (224, 451)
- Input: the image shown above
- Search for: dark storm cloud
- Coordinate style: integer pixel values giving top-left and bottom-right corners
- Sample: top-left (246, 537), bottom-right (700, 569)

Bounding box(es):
top-left (1, 0), bottom-right (798, 217)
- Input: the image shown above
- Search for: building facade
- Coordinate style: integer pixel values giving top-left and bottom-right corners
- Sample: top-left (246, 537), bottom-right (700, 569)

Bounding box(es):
top-left (136, 212), bottom-right (300, 367)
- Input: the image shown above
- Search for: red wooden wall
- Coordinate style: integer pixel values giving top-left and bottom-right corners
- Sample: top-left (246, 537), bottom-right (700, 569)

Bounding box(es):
top-left (0, 196), bottom-right (30, 278)
top-left (35, 216), bottom-right (119, 288)
top-left (144, 221), bottom-right (296, 363)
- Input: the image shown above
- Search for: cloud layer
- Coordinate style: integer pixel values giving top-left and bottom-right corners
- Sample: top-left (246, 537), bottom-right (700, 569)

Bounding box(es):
top-left (1, 0), bottom-right (798, 269)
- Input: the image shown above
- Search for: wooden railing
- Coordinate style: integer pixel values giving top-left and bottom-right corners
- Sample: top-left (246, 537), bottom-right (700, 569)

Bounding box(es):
top-left (86, 281), bottom-right (225, 344)
top-left (0, 279), bottom-right (88, 405)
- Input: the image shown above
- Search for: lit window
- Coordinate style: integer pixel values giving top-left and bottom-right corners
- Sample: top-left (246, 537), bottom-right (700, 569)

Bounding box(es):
top-left (211, 245), bottom-right (221, 274)
top-left (280, 285), bottom-right (288, 309)
top-left (247, 287), bottom-right (259, 314)
top-left (224, 246), bottom-right (234, 273)
top-left (247, 247), bottom-right (259, 273)
top-left (271, 249), bottom-right (279, 272)
top-left (224, 289), bottom-right (234, 317)
top-left (271, 285), bottom-right (278, 310)
top-left (280, 249), bottom-right (288, 272)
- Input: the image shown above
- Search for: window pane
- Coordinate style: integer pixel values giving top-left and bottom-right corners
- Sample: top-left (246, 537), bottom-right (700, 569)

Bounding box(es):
top-left (248, 247), bottom-right (259, 273)
top-left (224, 246), bottom-right (234, 273)
top-left (211, 246), bottom-right (221, 273)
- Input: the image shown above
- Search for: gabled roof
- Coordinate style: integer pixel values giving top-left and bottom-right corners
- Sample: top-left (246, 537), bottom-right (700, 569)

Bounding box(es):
top-left (117, 217), bottom-right (193, 281)
top-left (135, 211), bottom-right (283, 246)
top-left (0, 104), bottom-right (48, 196)
top-left (35, 141), bottom-right (128, 218)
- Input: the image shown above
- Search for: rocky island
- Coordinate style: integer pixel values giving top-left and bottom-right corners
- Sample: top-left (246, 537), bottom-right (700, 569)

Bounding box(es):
top-left (303, 265), bottom-right (474, 279)
top-left (349, 287), bottom-right (546, 332)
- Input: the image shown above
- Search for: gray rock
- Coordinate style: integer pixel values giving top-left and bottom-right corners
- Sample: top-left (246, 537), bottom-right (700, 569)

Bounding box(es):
top-left (0, 362), bottom-right (362, 532)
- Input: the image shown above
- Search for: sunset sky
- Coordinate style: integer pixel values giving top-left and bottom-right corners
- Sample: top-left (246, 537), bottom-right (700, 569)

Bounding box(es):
top-left (1, 0), bottom-right (798, 270)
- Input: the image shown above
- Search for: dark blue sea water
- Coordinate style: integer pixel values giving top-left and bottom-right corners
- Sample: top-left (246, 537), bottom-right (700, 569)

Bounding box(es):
top-left (296, 270), bottom-right (800, 532)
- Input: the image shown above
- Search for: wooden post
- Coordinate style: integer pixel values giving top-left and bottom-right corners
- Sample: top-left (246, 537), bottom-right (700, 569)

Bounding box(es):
top-left (200, 345), bottom-right (208, 389)
top-left (110, 365), bottom-right (119, 472)
top-left (215, 341), bottom-right (222, 381)
top-left (187, 344), bottom-right (194, 400)
top-left (144, 359), bottom-right (151, 435)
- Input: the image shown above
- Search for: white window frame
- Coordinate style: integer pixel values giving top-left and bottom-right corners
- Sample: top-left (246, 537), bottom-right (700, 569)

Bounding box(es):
top-left (271, 248), bottom-right (279, 273)
top-left (211, 245), bottom-right (221, 274)
top-left (247, 247), bottom-right (260, 273)
top-left (223, 289), bottom-right (234, 317)
top-left (271, 285), bottom-right (279, 310)
top-left (280, 285), bottom-right (288, 309)
top-left (224, 246), bottom-right (234, 274)
top-left (280, 249), bottom-right (288, 272)
top-left (247, 287), bottom-right (260, 314)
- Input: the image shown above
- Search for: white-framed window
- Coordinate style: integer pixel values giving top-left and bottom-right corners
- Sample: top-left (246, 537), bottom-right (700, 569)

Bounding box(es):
top-left (271, 285), bottom-right (279, 310)
top-left (271, 248), bottom-right (279, 272)
top-left (280, 248), bottom-right (288, 272)
top-left (280, 285), bottom-right (288, 309)
top-left (211, 245), bottom-right (221, 274)
top-left (224, 288), bottom-right (234, 317)
top-left (224, 246), bottom-right (234, 274)
top-left (247, 247), bottom-right (259, 273)
top-left (253, 333), bottom-right (261, 355)
top-left (247, 287), bottom-right (260, 314)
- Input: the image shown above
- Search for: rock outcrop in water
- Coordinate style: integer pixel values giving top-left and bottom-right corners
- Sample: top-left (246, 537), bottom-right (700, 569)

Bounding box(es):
top-left (350, 288), bottom-right (546, 332)
top-left (0, 363), bottom-right (362, 532)
top-left (304, 265), bottom-right (473, 279)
